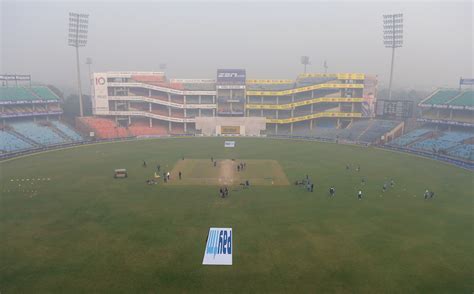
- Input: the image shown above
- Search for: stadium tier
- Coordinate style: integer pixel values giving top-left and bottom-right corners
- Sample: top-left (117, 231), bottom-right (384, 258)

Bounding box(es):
top-left (418, 88), bottom-right (474, 127)
top-left (0, 120), bottom-right (83, 154)
top-left (91, 70), bottom-right (379, 137)
top-left (389, 129), bottom-right (473, 161)
top-left (384, 87), bottom-right (474, 164)
top-left (0, 129), bottom-right (34, 152)
top-left (1, 86), bottom-right (62, 119)
top-left (286, 119), bottom-right (402, 143)
top-left (0, 84), bottom-right (86, 154)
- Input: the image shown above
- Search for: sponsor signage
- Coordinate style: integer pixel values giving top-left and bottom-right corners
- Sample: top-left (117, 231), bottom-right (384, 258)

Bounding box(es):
top-left (222, 126), bottom-right (240, 134)
top-left (216, 85), bottom-right (246, 90)
top-left (224, 141), bottom-right (236, 147)
top-left (203, 227), bottom-right (232, 265)
top-left (170, 79), bottom-right (215, 83)
top-left (246, 79), bottom-right (293, 84)
top-left (217, 69), bottom-right (246, 85)
top-left (417, 118), bottom-right (474, 127)
top-left (0, 74), bottom-right (31, 81)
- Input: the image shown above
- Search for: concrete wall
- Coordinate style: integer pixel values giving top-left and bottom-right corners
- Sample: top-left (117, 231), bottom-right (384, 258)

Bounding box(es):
top-left (195, 117), bottom-right (266, 136)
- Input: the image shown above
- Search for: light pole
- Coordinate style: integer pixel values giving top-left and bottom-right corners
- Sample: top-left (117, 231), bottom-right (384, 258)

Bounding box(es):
top-left (68, 12), bottom-right (89, 117)
top-left (383, 13), bottom-right (403, 100)
top-left (300, 56), bottom-right (310, 74)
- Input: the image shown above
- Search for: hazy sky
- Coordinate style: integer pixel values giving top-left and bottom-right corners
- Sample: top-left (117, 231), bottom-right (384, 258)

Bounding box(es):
top-left (2, 1), bottom-right (473, 94)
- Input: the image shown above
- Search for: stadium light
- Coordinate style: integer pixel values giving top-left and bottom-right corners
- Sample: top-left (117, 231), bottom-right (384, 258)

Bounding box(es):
top-left (68, 12), bottom-right (89, 117)
top-left (383, 13), bottom-right (403, 100)
top-left (300, 56), bottom-right (310, 73)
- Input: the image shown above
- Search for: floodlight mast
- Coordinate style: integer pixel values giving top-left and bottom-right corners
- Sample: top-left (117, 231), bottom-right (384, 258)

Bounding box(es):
top-left (301, 56), bottom-right (310, 73)
top-left (68, 12), bottom-right (89, 117)
top-left (383, 13), bottom-right (403, 100)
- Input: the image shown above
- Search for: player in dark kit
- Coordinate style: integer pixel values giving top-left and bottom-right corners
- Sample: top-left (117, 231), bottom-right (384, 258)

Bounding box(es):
top-left (179, 171), bottom-right (182, 180)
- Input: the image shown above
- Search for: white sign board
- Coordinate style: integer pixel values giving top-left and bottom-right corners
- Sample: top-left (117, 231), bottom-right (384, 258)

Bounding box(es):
top-left (202, 227), bottom-right (232, 265)
top-left (224, 141), bottom-right (235, 148)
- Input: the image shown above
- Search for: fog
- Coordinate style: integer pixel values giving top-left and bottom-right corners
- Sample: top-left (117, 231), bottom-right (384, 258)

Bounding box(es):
top-left (2, 0), bottom-right (472, 93)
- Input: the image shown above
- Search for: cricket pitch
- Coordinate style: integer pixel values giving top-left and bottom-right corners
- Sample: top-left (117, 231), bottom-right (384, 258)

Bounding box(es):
top-left (169, 159), bottom-right (289, 186)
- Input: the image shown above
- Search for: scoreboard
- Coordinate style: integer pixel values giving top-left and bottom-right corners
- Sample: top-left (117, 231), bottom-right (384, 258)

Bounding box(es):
top-left (376, 99), bottom-right (414, 118)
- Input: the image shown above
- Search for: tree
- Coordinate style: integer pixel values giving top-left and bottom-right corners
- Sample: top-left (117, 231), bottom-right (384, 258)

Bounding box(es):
top-left (62, 94), bottom-right (92, 120)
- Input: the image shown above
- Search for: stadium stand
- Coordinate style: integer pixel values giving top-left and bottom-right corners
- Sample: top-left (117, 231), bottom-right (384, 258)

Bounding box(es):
top-left (10, 121), bottom-right (65, 145)
top-left (389, 129), bottom-right (433, 146)
top-left (0, 130), bottom-right (33, 152)
top-left (128, 124), bottom-right (168, 136)
top-left (358, 120), bottom-right (400, 142)
top-left (389, 129), bottom-right (473, 161)
top-left (182, 83), bottom-right (216, 91)
top-left (296, 77), bottom-right (337, 87)
top-left (289, 119), bottom-right (400, 143)
top-left (30, 87), bottom-right (60, 101)
top-left (447, 144), bottom-right (473, 161)
top-left (450, 91), bottom-right (474, 107)
top-left (421, 90), bottom-right (460, 105)
top-left (76, 117), bottom-right (131, 139)
top-left (50, 121), bottom-right (83, 141)
top-left (246, 83), bottom-right (295, 91)
top-left (0, 86), bottom-right (59, 102)
top-left (0, 87), bottom-right (37, 102)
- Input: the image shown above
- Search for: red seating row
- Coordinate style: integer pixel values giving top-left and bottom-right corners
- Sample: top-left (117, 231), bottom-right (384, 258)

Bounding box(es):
top-left (76, 117), bottom-right (172, 138)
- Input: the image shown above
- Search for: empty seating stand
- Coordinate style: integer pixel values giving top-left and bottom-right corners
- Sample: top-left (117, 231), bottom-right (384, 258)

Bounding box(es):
top-left (11, 121), bottom-right (65, 146)
top-left (391, 129), bottom-right (474, 161)
top-left (0, 130), bottom-right (33, 152)
top-left (50, 121), bottom-right (83, 141)
top-left (389, 129), bottom-right (432, 146)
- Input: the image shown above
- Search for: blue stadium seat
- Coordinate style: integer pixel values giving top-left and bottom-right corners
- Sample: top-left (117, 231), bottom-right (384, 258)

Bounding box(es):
top-left (389, 129), bottom-right (432, 146)
top-left (0, 130), bottom-right (33, 152)
top-left (50, 121), bottom-right (83, 141)
top-left (11, 121), bottom-right (65, 146)
top-left (447, 144), bottom-right (473, 160)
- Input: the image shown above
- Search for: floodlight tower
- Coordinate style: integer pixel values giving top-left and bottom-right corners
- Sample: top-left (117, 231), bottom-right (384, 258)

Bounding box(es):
top-left (383, 13), bottom-right (403, 100)
top-left (300, 56), bottom-right (310, 73)
top-left (68, 12), bottom-right (89, 117)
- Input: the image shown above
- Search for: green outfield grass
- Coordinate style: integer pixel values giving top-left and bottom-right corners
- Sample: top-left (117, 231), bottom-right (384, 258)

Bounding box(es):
top-left (0, 137), bottom-right (472, 293)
